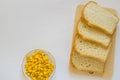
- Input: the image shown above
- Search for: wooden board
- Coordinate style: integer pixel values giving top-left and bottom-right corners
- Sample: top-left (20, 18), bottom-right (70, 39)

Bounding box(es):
top-left (69, 4), bottom-right (117, 80)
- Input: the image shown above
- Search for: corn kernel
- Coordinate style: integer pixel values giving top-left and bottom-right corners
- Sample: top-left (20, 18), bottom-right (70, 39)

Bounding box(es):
top-left (24, 50), bottom-right (54, 80)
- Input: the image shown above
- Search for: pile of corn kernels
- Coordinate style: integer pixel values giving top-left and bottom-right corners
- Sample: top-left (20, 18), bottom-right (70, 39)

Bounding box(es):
top-left (25, 50), bottom-right (54, 80)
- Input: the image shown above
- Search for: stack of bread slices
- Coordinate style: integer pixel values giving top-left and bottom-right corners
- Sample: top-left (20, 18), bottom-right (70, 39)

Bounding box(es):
top-left (70, 1), bottom-right (119, 73)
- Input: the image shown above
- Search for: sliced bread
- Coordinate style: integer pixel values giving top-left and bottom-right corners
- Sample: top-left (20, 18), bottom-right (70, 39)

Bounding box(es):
top-left (71, 50), bottom-right (104, 73)
top-left (82, 1), bottom-right (119, 35)
top-left (77, 20), bottom-right (111, 47)
top-left (74, 35), bottom-right (111, 62)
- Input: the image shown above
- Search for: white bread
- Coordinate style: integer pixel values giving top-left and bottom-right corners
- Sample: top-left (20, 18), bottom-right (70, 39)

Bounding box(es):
top-left (71, 50), bottom-right (104, 73)
top-left (77, 20), bottom-right (111, 47)
top-left (82, 1), bottom-right (119, 35)
top-left (74, 35), bottom-right (111, 62)
top-left (70, 3), bottom-right (118, 74)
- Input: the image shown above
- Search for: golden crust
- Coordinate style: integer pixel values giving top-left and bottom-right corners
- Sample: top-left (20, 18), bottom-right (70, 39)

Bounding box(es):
top-left (77, 19), bottom-right (111, 48)
top-left (81, 1), bottom-right (119, 35)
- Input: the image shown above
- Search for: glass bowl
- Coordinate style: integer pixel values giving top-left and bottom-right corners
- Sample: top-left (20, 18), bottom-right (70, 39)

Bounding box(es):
top-left (22, 49), bottom-right (56, 80)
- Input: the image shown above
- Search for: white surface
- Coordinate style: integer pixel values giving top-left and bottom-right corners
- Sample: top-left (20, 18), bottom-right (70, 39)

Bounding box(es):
top-left (0, 0), bottom-right (119, 80)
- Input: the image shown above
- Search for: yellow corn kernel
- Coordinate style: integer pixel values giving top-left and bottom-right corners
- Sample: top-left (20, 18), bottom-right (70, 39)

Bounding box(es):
top-left (24, 50), bottom-right (54, 80)
top-left (45, 78), bottom-right (48, 80)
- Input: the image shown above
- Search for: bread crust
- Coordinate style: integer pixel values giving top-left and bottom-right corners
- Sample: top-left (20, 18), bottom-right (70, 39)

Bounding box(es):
top-left (81, 1), bottom-right (119, 35)
top-left (77, 19), bottom-right (111, 48)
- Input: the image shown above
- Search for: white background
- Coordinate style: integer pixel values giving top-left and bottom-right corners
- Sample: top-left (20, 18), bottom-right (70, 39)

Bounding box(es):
top-left (0, 0), bottom-right (120, 80)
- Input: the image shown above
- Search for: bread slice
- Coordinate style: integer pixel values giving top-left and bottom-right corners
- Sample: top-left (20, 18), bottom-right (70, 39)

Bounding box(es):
top-left (74, 35), bottom-right (111, 62)
top-left (71, 50), bottom-right (104, 73)
top-left (70, 3), bottom-right (117, 75)
top-left (77, 20), bottom-right (111, 47)
top-left (82, 1), bottom-right (119, 35)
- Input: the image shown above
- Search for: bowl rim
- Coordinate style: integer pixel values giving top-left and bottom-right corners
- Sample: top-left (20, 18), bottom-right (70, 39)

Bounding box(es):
top-left (21, 49), bottom-right (56, 80)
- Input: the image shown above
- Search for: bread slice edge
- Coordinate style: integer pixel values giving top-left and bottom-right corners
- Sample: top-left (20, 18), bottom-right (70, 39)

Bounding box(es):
top-left (81, 1), bottom-right (119, 35)
top-left (77, 19), bottom-right (111, 48)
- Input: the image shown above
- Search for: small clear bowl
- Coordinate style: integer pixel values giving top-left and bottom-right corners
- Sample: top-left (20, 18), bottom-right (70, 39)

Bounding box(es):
top-left (22, 49), bottom-right (56, 80)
